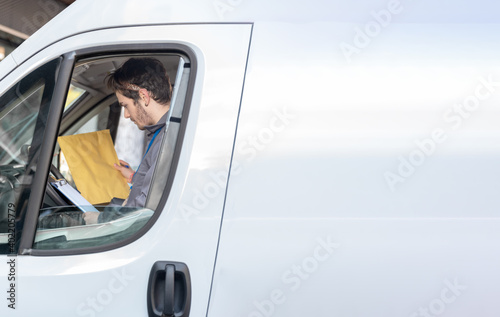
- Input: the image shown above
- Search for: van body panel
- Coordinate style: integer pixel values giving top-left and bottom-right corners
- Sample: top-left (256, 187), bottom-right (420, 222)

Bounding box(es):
top-left (208, 19), bottom-right (500, 316)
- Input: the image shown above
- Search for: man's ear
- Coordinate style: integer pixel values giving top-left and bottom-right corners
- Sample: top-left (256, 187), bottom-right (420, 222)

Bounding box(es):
top-left (139, 88), bottom-right (150, 106)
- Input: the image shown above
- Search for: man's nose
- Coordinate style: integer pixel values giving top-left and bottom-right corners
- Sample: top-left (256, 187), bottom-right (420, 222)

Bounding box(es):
top-left (124, 108), bottom-right (130, 118)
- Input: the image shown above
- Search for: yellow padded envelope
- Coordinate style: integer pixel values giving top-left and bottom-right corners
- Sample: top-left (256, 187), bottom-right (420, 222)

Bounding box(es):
top-left (57, 130), bottom-right (130, 205)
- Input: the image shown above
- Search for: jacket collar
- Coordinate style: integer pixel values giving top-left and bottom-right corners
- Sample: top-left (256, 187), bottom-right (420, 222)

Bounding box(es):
top-left (143, 110), bottom-right (169, 136)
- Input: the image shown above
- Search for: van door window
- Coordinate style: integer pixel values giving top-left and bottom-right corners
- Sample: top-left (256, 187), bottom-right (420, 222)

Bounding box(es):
top-left (33, 53), bottom-right (192, 251)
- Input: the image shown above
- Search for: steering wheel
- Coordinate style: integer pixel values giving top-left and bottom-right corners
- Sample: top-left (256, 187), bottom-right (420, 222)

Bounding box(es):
top-left (50, 163), bottom-right (65, 180)
top-left (39, 164), bottom-right (88, 229)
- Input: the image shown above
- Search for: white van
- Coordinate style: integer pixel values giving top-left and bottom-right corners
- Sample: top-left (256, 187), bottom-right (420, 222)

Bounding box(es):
top-left (1, 0), bottom-right (499, 316)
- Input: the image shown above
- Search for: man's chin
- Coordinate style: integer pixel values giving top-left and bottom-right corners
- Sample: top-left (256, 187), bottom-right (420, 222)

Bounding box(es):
top-left (133, 122), bottom-right (145, 130)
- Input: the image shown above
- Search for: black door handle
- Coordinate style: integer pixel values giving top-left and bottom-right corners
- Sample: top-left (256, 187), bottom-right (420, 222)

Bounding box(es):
top-left (147, 261), bottom-right (191, 317)
top-left (164, 264), bottom-right (175, 316)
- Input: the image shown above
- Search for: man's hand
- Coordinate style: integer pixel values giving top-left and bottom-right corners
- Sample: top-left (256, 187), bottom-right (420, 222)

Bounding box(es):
top-left (114, 159), bottom-right (135, 182)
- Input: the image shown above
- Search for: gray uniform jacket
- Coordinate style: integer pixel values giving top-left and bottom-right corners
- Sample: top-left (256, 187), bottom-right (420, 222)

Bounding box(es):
top-left (125, 111), bottom-right (168, 208)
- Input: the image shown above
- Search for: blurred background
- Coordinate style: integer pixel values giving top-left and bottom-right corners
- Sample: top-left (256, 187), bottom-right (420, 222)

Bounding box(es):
top-left (0, 0), bottom-right (75, 61)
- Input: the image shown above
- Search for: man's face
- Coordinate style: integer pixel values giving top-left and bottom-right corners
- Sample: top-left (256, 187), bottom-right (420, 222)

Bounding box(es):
top-left (116, 92), bottom-right (153, 130)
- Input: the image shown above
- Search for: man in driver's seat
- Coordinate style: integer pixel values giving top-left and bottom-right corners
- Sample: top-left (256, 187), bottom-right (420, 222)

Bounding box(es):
top-left (82, 57), bottom-right (172, 225)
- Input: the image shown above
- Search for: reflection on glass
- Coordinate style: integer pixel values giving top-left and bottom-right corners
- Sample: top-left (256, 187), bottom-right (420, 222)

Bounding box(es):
top-left (35, 206), bottom-right (154, 250)
top-left (64, 85), bottom-right (85, 110)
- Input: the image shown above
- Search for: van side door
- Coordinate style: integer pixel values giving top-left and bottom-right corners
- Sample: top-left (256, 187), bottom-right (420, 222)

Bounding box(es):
top-left (0, 23), bottom-right (251, 316)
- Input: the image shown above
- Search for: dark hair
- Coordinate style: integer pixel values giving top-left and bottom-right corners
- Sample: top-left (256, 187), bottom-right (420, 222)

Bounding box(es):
top-left (106, 57), bottom-right (172, 106)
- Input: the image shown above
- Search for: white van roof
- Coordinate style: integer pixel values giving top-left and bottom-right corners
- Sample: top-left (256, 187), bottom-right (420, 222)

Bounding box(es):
top-left (8, 0), bottom-right (500, 65)
top-left (10, 0), bottom-right (330, 64)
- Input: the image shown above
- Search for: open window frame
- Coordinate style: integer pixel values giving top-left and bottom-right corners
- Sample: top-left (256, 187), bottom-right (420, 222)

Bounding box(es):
top-left (17, 44), bottom-right (197, 256)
